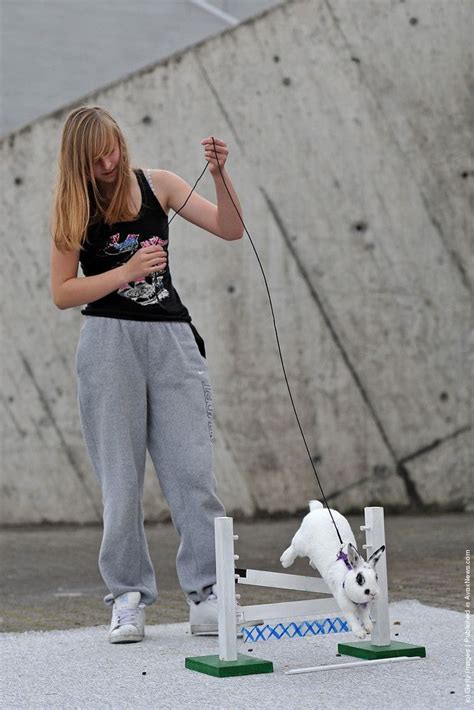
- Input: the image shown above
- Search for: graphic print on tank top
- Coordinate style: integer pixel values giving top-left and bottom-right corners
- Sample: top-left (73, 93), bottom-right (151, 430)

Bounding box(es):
top-left (96, 231), bottom-right (170, 306)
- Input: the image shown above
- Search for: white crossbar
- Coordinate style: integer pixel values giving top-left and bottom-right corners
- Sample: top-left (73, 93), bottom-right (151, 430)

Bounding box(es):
top-left (236, 568), bottom-right (330, 594)
top-left (285, 656), bottom-right (421, 675)
top-left (240, 597), bottom-right (342, 624)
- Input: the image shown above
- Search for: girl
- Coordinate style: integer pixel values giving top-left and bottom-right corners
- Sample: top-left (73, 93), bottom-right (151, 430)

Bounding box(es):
top-left (49, 105), bottom-right (244, 643)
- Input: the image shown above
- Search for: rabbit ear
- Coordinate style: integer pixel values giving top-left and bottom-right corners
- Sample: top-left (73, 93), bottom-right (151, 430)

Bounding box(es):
top-left (347, 542), bottom-right (361, 568)
top-left (368, 544), bottom-right (386, 568)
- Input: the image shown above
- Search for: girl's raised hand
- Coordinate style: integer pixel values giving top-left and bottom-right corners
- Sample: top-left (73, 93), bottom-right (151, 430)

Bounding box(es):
top-left (200, 136), bottom-right (228, 176)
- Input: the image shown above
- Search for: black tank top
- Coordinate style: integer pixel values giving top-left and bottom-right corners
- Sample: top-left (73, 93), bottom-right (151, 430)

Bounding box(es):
top-left (79, 168), bottom-right (206, 357)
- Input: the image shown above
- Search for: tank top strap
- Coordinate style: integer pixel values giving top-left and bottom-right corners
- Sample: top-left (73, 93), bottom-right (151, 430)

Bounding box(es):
top-left (143, 168), bottom-right (156, 196)
top-left (136, 167), bottom-right (168, 219)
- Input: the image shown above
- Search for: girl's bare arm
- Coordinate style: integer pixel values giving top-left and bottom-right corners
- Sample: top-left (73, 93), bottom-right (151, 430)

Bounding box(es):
top-left (50, 242), bottom-right (128, 310)
top-left (50, 242), bottom-right (167, 309)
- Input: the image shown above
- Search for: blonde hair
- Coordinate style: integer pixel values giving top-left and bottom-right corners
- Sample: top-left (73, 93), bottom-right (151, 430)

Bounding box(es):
top-left (50, 105), bottom-right (139, 251)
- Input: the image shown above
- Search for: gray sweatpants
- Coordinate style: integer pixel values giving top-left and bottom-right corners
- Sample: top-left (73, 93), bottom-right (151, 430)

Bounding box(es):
top-left (75, 317), bottom-right (227, 607)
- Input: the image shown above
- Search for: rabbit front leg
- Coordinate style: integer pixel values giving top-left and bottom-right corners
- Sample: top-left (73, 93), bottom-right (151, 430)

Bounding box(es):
top-left (334, 590), bottom-right (367, 639)
top-left (357, 603), bottom-right (374, 634)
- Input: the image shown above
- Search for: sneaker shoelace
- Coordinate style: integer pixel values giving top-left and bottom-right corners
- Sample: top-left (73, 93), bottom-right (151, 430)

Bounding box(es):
top-left (116, 604), bottom-right (143, 627)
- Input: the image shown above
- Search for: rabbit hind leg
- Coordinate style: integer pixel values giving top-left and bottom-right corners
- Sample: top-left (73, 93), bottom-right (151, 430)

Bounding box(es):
top-left (280, 544), bottom-right (298, 568)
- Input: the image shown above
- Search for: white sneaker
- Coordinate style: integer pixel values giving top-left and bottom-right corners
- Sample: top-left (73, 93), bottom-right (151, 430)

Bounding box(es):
top-left (188, 584), bottom-right (244, 636)
top-left (108, 591), bottom-right (145, 644)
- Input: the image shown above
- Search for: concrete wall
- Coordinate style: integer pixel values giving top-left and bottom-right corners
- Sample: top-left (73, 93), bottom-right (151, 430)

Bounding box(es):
top-left (1, 0), bottom-right (472, 525)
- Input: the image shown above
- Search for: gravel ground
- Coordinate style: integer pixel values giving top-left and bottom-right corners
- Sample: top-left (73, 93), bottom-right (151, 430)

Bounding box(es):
top-left (1, 600), bottom-right (465, 709)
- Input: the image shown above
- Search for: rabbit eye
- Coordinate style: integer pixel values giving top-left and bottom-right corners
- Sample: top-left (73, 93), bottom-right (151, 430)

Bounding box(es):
top-left (356, 573), bottom-right (364, 586)
top-left (376, 574), bottom-right (379, 581)
top-left (364, 589), bottom-right (370, 595)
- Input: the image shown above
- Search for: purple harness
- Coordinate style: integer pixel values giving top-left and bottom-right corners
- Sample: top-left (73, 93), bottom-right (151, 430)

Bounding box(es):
top-left (336, 549), bottom-right (352, 571)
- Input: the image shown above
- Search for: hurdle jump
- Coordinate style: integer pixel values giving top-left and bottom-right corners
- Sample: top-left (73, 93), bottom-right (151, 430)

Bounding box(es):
top-left (233, 566), bottom-right (350, 642)
top-left (185, 507), bottom-right (426, 677)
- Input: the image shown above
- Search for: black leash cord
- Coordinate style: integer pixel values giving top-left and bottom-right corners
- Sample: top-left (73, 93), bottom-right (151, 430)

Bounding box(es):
top-left (166, 136), bottom-right (344, 546)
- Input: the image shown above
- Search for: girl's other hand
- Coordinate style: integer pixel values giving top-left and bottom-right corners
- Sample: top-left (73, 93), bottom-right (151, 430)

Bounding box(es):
top-left (121, 245), bottom-right (167, 282)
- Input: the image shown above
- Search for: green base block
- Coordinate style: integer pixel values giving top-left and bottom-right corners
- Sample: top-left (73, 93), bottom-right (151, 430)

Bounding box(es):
top-left (338, 639), bottom-right (426, 660)
top-left (185, 653), bottom-right (274, 677)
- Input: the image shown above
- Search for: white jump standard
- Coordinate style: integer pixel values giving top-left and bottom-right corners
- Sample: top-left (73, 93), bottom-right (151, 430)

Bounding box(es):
top-left (184, 507), bottom-right (426, 677)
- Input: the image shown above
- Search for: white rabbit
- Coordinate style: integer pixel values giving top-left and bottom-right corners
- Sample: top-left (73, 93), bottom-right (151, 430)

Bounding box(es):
top-left (280, 500), bottom-right (385, 639)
